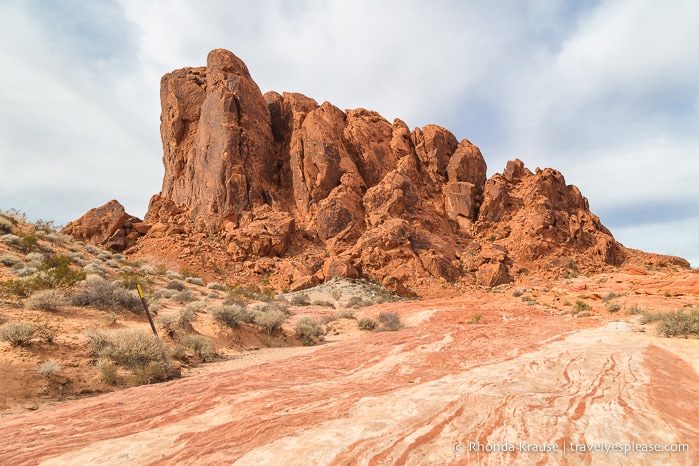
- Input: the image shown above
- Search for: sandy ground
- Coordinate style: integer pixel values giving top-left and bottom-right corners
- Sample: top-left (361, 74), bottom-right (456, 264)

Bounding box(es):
top-left (0, 268), bottom-right (697, 465)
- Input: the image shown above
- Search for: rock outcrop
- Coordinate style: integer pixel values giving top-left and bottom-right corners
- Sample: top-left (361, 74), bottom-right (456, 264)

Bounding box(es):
top-left (62, 200), bottom-right (145, 252)
top-left (65, 49), bottom-right (689, 291)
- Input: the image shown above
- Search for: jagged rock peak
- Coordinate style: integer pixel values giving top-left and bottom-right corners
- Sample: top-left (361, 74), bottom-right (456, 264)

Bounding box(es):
top-left (65, 49), bottom-right (690, 292)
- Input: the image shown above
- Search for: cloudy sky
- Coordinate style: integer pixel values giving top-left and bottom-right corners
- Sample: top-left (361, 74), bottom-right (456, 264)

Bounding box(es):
top-left (0, 0), bottom-right (697, 266)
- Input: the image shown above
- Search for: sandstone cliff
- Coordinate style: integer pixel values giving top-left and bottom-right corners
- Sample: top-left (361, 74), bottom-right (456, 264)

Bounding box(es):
top-left (64, 49), bottom-right (689, 292)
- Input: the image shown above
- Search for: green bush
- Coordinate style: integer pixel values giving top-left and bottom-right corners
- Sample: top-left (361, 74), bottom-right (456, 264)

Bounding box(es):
top-left (0, 216), bottom-right (14, 234)
top-left (467, 313), bottom-right (484, 324)
top-left (377, 311), bottom-right (404, 332)
top-left (0, 321), bottom-right (37, 346)
top-left (129, 361), bottom-right (167, 386)
top-left (606, 302), bottom-right (621, 313)
top-left (295, 317), bottom-right (325, 346)
top-left (179, 334), bottom-right (215, 362)
top-left (357, 317), bottom-right (377, 331)
top-left (640, 310), bottom-right (667, 324)
top-left (25, 289), bottom-right (67, 311)
top-left (572, 300), bottom-right (592, 315)
top-left (98, 360), bottom-right (118, 385)
top-left (657, 310), bottom-right (699, 337)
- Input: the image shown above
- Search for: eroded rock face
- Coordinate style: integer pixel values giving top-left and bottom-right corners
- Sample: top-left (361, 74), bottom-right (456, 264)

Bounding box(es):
top-left (67, 49), bottom-right (687, 289)
top-left (62, 200), bottom-right (144, 251)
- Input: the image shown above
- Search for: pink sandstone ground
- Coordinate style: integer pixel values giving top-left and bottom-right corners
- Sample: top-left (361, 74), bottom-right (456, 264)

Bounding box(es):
top-left (1, 270), bottom-right (698, 465)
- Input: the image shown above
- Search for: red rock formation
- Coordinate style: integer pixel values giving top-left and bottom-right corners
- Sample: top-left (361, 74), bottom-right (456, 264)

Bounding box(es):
top-left (62, 200), bottom-right (144, 251)
top-left (66, 49), bottom-right (689, 290)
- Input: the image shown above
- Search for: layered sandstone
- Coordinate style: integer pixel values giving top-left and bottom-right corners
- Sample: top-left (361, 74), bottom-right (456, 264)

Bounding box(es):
top-left (64, 49), bottom-right (689, 290)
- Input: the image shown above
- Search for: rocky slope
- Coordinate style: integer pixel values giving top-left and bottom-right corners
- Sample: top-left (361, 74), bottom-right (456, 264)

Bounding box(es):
top-left (2, 269), bottom-right (698, 465)
top-left (63, 49), bottom-right (689, 292)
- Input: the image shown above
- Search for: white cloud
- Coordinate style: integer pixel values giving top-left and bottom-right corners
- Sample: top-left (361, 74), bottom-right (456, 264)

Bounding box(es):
top-left (0, 0), bottom-right (696, 264)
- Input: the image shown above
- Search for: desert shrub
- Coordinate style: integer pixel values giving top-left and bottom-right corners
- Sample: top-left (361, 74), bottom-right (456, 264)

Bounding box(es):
top-left (602, 292), bottom-right (618, 303)
top-left (467, 313), bottom-right (484, 324)
top-left (274, 299), bottom-right (291, 316)
top-left (68, 251), bottom-right (86, 261)
top-left (252, 308), bottom-right (287, 335)
top-left (14, 231), bottom-right (41, 253)
top-left (97, 360), bottom-right (118, 385)
top-left (179, 334), bottom-right (215, 362)
top-left (153, 288), bottom-right (177, 299)
top-left (130, 361), bottom-right (167, 386)
top-left (25, 289), bottom-right (67, 311)
top-left (357, 317), bottom-right (377, 331)
top-left (223, 295), bottom-right (246, 307)
top-left (1, 255), bottom-right (84, 296)
top-left (72, 280), bottom-right (142, 312)
top-left (377, 312), bottom-right (404, 332)
top-left (115, 270), bottom-right (154, 292)
top-left (25, 252), bottom-right (44, 267)
top-left (290, 293), bottom-right (311, 306)
top-left (97, 250), bottom-right (113, 261)
top-left (347, 296), bottom-right (372, 309)
top-left (0, 277), bottom-right (35, 297)
top-left (572, 300), bottom-right (592, 315)
top-left (625, 305), bottom-right (644, 315)
top-left (640, 310), bottom-right (667, 324)
top-left (173, 290), bottom-right (197, 303)
top-left (176, 307), bottom-right (198, 331)
top-left (157, 314), bottom-right (178, 337)
top-left (84, 329), bottom-right (111, 355)
top-left (212, 304), bottom-right (247, 329)
top-left (34, 255), bottom-right (86, 289)
top-left (295, 317), bottom-right (325, 346)
top-left (207, 282), bottom-right (227, 291)
top-left (139, 264), bottom-right (157, 275)
top-left (1, 234), bottom-right (22, 248)
top-left (313, 300), bottom-right (335, 308)
top-left (85, 245), bottom-right (101, 255)
top-left (512, 290), bottom-right (523, 298)
top-left (83, 261), bottom-right (108, 276)
top-left (657, 310), bottom-right (699, 337)
top-left (0, 321), bottom-right (37, 346)
top-left (0, 254), bottom-right (21, 267)
top-left (185, 277), bottom-right (205, 286)
top-left (106, 260), bottom-right (120, 269)
top-left (185, 300), bottom-right (205, 313)
top-left (37, 359), bottom-right (61, 377)
top-left (166, 280), bottom-right (186, 291)
top-left (0, 216), bottom-right (14, 233)
top-left (606, 302), bottom-right (621, 313)
top-left (335, 309), bottom-right (356, 320)
top-left (96, 329), bottom-right (164, 369)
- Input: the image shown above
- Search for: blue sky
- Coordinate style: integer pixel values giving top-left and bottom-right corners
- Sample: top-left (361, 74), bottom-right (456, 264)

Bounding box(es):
top-left (0, 0), bottom-right (697, 266)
